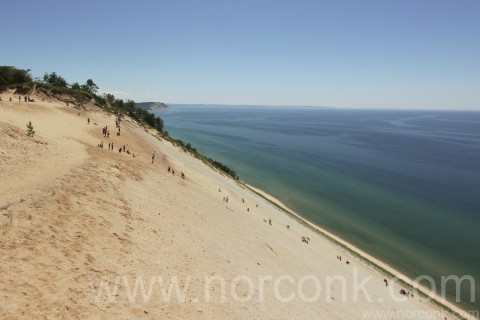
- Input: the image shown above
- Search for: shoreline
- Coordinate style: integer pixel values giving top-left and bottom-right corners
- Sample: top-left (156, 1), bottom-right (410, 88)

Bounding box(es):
top-left (159, 106), bottom-right (477, 319)
top-left (242, 182), bottom-right (476, 320)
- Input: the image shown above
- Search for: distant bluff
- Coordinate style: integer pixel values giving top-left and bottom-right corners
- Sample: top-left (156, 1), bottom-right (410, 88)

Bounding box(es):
top-left (135, 102), bottom-right (169, 111)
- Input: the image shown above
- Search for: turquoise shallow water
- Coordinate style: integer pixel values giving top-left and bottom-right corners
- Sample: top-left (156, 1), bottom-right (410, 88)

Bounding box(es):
top-left (156, 106), bottom-right (480, 311)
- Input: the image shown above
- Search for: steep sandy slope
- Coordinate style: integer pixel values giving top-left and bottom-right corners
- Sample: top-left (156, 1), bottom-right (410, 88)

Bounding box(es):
top-left (0, 91), bottom-right (458, 319)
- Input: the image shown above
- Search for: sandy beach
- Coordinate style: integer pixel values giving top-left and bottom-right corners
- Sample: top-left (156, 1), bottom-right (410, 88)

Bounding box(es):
top-left (0, 90), bottom-right (474, 319)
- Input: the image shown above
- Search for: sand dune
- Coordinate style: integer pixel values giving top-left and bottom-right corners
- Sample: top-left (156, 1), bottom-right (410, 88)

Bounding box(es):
top-left (0, 90), bottom-right (472, 319)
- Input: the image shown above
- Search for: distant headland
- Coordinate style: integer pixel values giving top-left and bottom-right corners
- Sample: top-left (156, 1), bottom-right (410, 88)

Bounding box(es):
top-left (135, 102), bottom-right (169, 111)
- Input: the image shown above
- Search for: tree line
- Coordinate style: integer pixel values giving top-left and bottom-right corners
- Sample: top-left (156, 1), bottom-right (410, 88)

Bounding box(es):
top-left (0, 66), bottom-right (164, 132)
top-left (0, 66), bottom-right (238, 179)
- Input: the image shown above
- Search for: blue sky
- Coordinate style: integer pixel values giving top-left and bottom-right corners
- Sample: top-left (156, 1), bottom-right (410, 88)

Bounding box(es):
top-left (1, 0), bottom-right (479, 109)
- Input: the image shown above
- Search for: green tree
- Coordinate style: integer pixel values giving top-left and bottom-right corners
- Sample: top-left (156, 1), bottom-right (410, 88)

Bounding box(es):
top-left (114, 99), bottom-right (125, 110)
top-left (26, 121), bottom-right (35, 137)
top-left (83, 79), bottom-right (98, 94)
top-left (124, 99), bottom-right (136, 116)
top-left (104, 93), bottom-right (116, 105)
top-left (0, 66), bottom-right (32, 87)
top-left (154, 116), bottom-right (164, 132)
top-left (70, 82), bottom-right (81, 90)
top-left (43, 72), bottom-right (68, 87)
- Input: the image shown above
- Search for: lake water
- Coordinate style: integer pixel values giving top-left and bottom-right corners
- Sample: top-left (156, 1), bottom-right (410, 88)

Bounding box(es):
top-left (156, 105), bottom-right (480, 310)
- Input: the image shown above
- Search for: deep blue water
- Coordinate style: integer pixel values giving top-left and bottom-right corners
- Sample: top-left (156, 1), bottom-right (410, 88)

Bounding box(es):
top-left (156, 105), bottom-right (480, 310)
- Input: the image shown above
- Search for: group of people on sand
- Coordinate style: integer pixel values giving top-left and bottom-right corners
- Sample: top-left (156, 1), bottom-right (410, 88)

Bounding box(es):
top-left (0, 95), bottom-right (34, 102)
top-left (240, 198), bottom-right (259, 213)
top-left (301, 236), bottom-right (310, 244)
top-left (118, 144), bottom-right (136, 157)
top-left (220, 189), bottom-right (260, 212)
top-left (21, 95), bottom-right (34, 102)
top-left (167, 166), bottom-right (186, 180)
top-left (115, 117), bottom-right (121, 136)
top-left (90, 115), bottom-right (188, 178)
top-left (97, 140), bottom-right (117, 152)
top-left (102, 126), bottom-right (110, 138)
top-left (336, 255), bottom-right (350, 264)
top-left (219, 188), bottom-right (229, 203)
top-left (220, 188), bottom-right (278, 224)
top-left (93, 118), bottom-right (136, 158)
top-left (262, 218), bottom-right (272, 225)
top-left (399, 288), bottom-right (414, 298)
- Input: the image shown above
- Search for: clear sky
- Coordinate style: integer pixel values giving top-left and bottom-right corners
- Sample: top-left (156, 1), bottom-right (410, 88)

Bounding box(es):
top-left (1, 0), bottom-right (479, 109)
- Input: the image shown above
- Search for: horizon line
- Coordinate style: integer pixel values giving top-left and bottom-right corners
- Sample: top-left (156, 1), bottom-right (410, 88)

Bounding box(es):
top-left (155, 102), bottom-right (480, 111)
